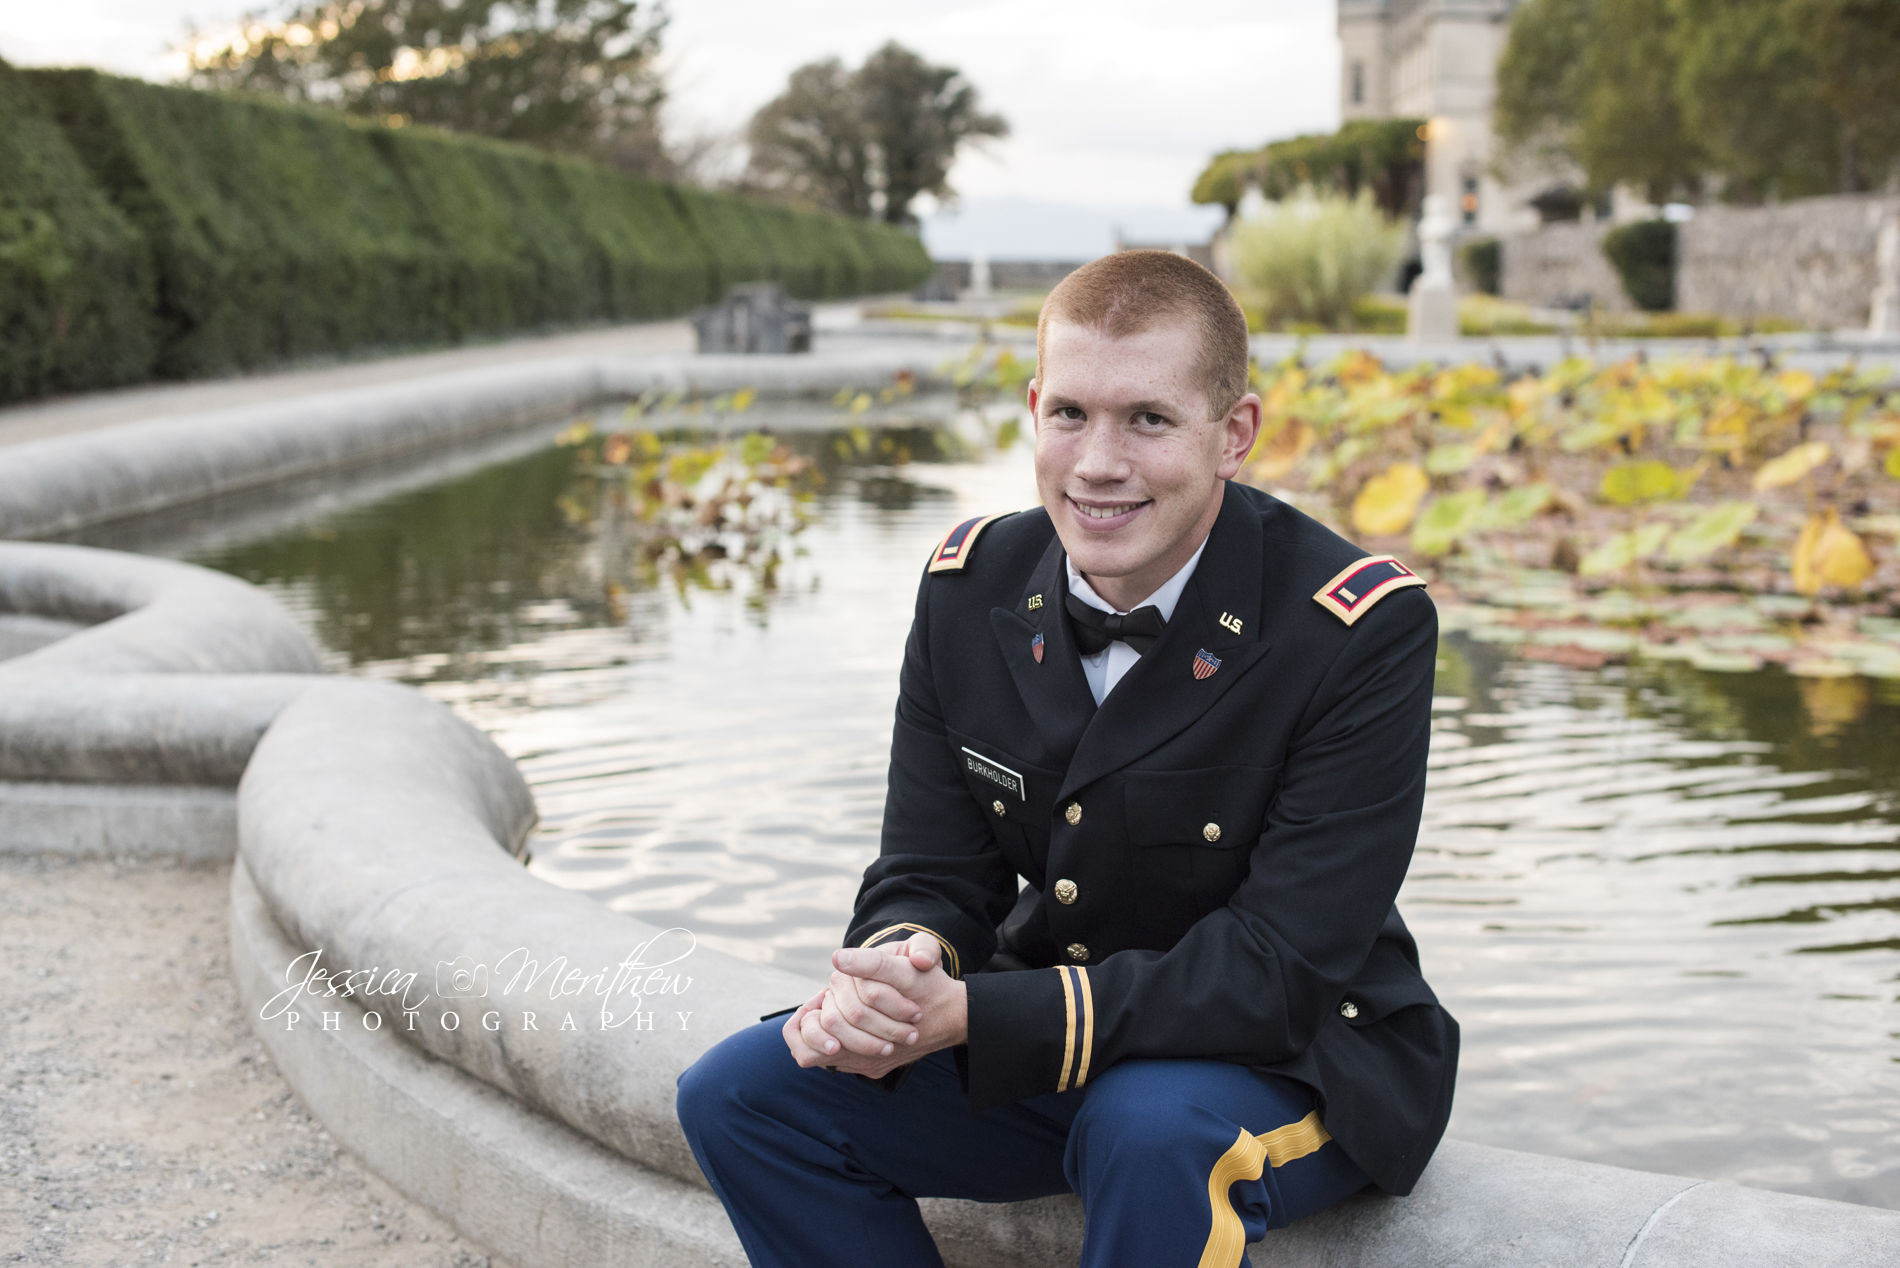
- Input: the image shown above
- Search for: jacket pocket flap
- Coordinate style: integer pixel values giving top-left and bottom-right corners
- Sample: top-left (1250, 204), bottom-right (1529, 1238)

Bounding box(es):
top-left (1124, 765), bottom-right (1281, 849)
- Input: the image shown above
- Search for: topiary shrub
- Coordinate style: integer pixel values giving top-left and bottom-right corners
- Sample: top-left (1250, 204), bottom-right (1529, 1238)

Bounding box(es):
top-left (1601, 219), bottom-right (1677, 312)
top-left (1460, 237), bottom-right (1501, 296)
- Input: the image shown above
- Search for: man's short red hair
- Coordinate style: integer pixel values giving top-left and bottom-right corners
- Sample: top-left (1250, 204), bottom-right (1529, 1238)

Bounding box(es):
top-left (1035, 250), bottom-right (1251, 419)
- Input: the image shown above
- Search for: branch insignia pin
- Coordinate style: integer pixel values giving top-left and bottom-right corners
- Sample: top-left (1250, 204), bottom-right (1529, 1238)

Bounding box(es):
top-left (1032, 633), bottom-right (1044, 663)
top-left (1191, 648), bottom-right (1222, 680)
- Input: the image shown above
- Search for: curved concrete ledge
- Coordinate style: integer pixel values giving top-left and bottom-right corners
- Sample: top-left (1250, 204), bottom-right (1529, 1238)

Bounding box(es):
top-left (0, 346), bottom-right (964, 540)
top-left (0, 544), bottom-right (321, 857)
top-left (0, 542), bottom-right (321, 675)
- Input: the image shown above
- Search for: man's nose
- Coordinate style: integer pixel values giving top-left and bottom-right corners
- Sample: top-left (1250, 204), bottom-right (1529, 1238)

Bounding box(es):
top-left (1071, 419), bottom-right (1129, 484)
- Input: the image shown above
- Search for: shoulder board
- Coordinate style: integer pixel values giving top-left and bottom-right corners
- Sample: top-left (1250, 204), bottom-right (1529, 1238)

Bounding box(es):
top-left (1313, 555), bottom-right (1426, 625)
top-left (927, 512), bottom-right (1011, 574)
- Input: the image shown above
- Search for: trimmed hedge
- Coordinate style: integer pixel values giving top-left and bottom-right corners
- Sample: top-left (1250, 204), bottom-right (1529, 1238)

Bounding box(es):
top-left (0, 62), bottom-right (158, 401)
top-left (1602, 219), bottom-right (1677, 312)
top-left (1, 66), bottom-right (929, 401)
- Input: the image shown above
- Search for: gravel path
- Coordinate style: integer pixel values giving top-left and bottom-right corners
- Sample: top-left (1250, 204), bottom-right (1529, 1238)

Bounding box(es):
top-left (0, 854), bottom-right (514, 1268)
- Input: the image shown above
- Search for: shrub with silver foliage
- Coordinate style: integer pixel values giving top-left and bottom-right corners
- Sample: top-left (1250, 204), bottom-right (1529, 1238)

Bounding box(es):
top-left (1229, 189), bottom-right (1405, 331)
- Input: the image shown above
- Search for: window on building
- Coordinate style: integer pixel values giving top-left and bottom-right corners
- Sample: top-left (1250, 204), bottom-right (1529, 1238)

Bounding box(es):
top-left (1350, 61), bottom-right (1365, 105)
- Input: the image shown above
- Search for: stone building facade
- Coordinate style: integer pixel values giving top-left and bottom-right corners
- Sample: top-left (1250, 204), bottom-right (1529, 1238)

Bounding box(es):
top-left (1338, 0), bottom-right (1546, 237)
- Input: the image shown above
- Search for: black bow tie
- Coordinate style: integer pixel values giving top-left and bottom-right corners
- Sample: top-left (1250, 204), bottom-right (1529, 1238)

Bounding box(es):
top-left (1064, 592), bottom-right (1167, 655)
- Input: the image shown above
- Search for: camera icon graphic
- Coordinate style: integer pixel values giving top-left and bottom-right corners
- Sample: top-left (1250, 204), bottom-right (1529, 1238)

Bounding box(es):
top-left (435, 957), bottom-right (489, 999)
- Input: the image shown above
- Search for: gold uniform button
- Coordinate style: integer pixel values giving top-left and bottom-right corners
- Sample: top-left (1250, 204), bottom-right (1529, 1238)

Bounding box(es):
top-left (992, 799), bottom-right (1006, 817)
top-left (1064, 802), bottom-right (1082, 826)
top-left (1202, 822), bottom-right (1222, 843)
top-left (1066, 943), bottom-right (1090, 962)
top-left (1053, 879), bottom-right (1078, 905)
top-left (1339, 1000), bottom-right (1360, 1019)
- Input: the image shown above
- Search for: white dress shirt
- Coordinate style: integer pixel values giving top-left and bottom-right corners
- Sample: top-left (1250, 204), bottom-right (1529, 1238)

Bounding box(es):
top-left (1066, 538), bottom-right (1209, 705)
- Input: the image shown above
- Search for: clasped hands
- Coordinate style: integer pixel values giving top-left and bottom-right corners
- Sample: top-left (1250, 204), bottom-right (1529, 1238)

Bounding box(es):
top-left (781, 934), bottom-right (967, 1080)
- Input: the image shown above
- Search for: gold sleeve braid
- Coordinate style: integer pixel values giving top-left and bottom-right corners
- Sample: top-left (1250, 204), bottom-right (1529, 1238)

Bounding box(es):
top-left (858, 923), bottom-right (962, 980)
top-left (1055, 965), bottom-right (1095, 1092)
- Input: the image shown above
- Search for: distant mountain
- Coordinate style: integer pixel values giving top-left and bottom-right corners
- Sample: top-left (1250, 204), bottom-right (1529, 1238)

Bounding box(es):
top-left (920, 197), bottom-right (1226, 262)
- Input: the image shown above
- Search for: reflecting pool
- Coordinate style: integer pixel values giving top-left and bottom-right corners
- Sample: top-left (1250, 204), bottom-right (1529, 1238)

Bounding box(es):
top-left (169, 420), bottom-right (1900, 1209)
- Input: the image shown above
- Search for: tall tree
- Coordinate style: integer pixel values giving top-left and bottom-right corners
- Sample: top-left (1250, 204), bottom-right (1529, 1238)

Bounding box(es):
top-left (1493, 0), bottom-right (1900, 202)
top-left (1574, 0), bottom-right (1703, 202)
top-left (745, 42), bottom-right (1006, 226)
top-left (1673, 0), bottom-right (1836, 201)
top-left (743, 59), bottom-right (874, 218)
top-left (1495, 0), bottom-right (1702, 202)
top-left (182, 0), bottom-right (674, 176)
top-left (1791, 0), bottom-right (1900, 191)
top-left (1492, 0), bottom-right (1594, 174)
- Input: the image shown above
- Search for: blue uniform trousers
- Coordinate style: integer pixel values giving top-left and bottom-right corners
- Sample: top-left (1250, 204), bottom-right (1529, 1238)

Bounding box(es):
top-left (677, 1020), bottom-right (1370, 1268)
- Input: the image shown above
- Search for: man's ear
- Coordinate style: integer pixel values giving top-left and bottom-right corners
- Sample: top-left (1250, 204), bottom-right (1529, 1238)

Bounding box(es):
top-left (1026, 378), bottom-right (1040, 430)
top-left (1216, 392), bottom-right (1264, 481)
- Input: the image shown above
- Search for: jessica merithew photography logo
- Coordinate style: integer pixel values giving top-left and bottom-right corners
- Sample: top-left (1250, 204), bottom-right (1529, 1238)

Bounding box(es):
top-left (259, 928), bottom-right (697, 1035)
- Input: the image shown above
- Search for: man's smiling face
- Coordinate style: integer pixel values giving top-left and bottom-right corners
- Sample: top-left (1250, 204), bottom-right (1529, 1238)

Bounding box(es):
top-left (1029, 317), bottom-right (1261, 612)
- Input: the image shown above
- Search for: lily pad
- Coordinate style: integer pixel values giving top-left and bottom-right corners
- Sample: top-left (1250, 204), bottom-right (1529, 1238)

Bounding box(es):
top-left (1787, 659), bottom-right (1859, 678)
top-left (1704, 633), bottom-right (1798, 654)
top-left (1640, 640), bottom-right (1703, 661)
top-left (1859, 616), bottom-right (1900, 643)
top-left (1665, 604), bottom-right (1767, 631)
top-left (1467, 624), bottom-right (1530, 644)
top-left (1690, 650), bottom-right (1765, 673)
top-left (1528, 627), bottom-right (1642, 653)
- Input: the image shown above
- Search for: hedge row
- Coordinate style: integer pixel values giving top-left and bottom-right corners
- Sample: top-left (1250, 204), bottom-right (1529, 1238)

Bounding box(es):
top-left (0, 64), bottom-right (930, 403)
top-left (0, 66), bottom-right (157, 402)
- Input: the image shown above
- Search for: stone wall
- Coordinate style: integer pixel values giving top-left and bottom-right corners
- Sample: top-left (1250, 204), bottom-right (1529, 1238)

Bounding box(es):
top-left (1677, 193), bottom-right (1900, 329)
top-left (1499, 221), bottom-right (1633, 313)
top-left (1501, 193), bottom-right (1900, 327)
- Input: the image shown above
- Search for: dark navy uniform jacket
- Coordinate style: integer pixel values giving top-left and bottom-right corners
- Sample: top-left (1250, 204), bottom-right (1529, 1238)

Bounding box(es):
top-left (845, 480), bottom-right (1458, 1196)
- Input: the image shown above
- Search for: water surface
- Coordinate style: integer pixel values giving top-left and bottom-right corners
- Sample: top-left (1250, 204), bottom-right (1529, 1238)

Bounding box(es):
top-left (174, 423), bottom-right (1900, 1208)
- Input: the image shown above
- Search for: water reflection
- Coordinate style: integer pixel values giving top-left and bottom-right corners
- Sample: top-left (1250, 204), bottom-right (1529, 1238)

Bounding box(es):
top-left (178, 424), bottom-right (1899, 1208)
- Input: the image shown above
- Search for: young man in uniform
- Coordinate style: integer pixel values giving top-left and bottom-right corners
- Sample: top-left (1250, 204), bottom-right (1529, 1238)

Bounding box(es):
top-left (678, 250), bottom-right (1457, 1267)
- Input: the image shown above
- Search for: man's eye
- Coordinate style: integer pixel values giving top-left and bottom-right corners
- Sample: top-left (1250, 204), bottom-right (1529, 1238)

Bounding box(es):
top-left (1056, 406), bottom-right (1086, 421)
top-left (1134, 412), bottom-right (1169, 428)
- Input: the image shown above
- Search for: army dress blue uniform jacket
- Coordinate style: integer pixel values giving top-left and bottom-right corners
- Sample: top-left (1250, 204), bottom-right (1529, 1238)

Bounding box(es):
top-left (845, 480), bottom-right (1458, 1197)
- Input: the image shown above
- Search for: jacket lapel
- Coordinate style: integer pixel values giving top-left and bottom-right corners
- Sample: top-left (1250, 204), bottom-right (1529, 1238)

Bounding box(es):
top-left (991, 531), bottom-right (1096, 770)
top-left (1058, 484), bottom-right (1272, 802)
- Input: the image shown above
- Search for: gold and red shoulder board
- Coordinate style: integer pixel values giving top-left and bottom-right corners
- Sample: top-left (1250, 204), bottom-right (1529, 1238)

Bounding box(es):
top-left (927, 512), bottom-right (1010, 573)
top-left (1313, 555), bottom-right (1427, 625)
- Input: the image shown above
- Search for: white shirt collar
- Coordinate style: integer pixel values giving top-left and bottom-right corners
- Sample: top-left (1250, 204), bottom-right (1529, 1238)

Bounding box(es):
top-left (1066, 536), bottom-right (1209, 622)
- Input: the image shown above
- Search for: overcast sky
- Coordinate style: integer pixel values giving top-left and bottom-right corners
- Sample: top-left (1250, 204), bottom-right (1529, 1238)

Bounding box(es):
top-left (0, 0), bottom-right (1342, 256)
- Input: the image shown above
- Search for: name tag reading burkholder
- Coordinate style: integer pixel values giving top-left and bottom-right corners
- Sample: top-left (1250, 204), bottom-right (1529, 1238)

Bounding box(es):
top-left (962, 748), bottom-right (1026, 802)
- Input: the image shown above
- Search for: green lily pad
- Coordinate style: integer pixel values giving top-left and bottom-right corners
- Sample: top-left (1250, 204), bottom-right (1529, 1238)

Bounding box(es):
top-left (1859, 616), bottom-right (1900, 641)
top-left (1583, 591), bottom-right (1649, 622)
top-left (1690, 650), bottom-right (1764, 673)
top-left (1467, 624), bottom-right (1530, 644)
top-left (1703, 633), bottom-right (1798, 653)
top-left (1640, 640), bottom-right (1703, 661)
top-left (1754, 595), bottom-right (1813, 616)
top-left (1665, 604), bottom-right (1767, 631)
top-left (1787, 659), bottom-right (1859, 678)
top-left (1528, 627), bottom-right (1642, 653)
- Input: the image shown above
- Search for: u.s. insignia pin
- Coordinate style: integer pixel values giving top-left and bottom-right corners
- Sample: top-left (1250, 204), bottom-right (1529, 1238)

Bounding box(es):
top-left (1191, 648), bottom-right (1222, 680)
top-left (1032, 633), bottom-right (1044, 663)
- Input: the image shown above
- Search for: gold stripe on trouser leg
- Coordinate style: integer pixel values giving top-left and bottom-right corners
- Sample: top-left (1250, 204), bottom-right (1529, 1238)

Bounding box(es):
top-left (1196, 1112), bottom-right (1334, 1268)
top-left (1056, 967), bottom-right (1078, 1091)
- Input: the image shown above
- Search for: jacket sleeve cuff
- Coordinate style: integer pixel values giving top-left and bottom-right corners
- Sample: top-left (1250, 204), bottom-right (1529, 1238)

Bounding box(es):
top-left (860, 922), bottom-right (963, 979)
top-left (963, 966), bottom-right (1097, 1111)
